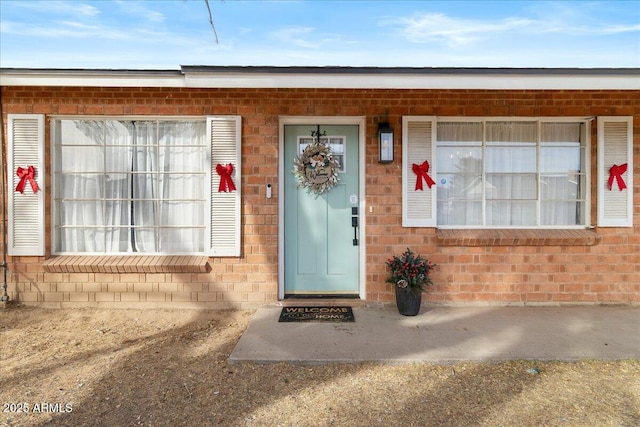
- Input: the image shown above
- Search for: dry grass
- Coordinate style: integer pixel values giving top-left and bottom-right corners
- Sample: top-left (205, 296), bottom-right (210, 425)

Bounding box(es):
top-left (1, 305), bottom-right (638, 427)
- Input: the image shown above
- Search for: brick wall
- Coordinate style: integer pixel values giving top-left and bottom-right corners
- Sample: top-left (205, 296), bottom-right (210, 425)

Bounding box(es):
top-left (2, 87), bottom-right (639, 307)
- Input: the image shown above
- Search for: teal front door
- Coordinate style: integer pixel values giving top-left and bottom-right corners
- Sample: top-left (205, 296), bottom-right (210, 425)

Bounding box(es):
top-left (284, 125), bottom-right (360, 295)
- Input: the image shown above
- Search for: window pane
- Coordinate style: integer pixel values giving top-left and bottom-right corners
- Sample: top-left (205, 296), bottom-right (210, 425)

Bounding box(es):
top-left (59, 200), bottom-right (103, 226)
top-left (132, 227), bottom-right (157, 253)
top-left (437, 201), bottom-right (482, 226)
top-left (437, 122), bottom-right (482, 142)
top-left (159, 122), bottom-right (206, 172)
top-left (133, 200), bottom-right (157, 228)
top-left (437, 147), bottom-right (482, 174)
top-left (541, 145), bottom-right (582, 173)
top-left (159, 228), bottom-right (205, 252)
top-left (437, 174), bottom-right (484, 200)
top-left (60, 146), bottom-right (104, 173)
top-left (105, 199), bottom-right (129, 227)
top-left (541, 201), bottom-right (585, 225)
top-left (486, 121), bottom-right (536, 143)
top-left (486, 174), bottom-right (537, 200)
top-left (105, 122), bottom-right (133, 174)
top-left (58, 174), bottom-right (103, 199)
top-left (486, 146), bottom-right (536, 173)
top-left (60, 120), bottom-right (104, 145)
top-left (487, 201), bottom-right (537, 226)
top-left (541, 122), bottom-right (581, 143)
top-left (133, 174), bottom-right (158, 202)
top-left (105, 173), bottom-right (130, 200)
top-left (541, 174), bottom-right (586, 200)
top-left (329, 138), bottom-right (344, 153)
top-left (329, 137), bottom-right (345, 172)
top-left (160, 201), bottom-right (204, 226)
top-left (105, 227), bottom-right (131, 252)
top-left (58, 227), bottom-right (107, 253)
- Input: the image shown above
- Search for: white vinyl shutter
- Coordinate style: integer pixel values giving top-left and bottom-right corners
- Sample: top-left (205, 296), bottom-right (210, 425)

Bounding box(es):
top-left (597, 116), bottom-right (633, 227)
top-left (7, 114), bottom-right (45, 255)
top-left (207, 116), bottom-right (242, 256)
top-left (402, 116), bottom-right (437, 227)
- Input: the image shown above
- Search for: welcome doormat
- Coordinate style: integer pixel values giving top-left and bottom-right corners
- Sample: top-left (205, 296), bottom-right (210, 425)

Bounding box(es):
top-left (278, 306), bottom-right (355, 322)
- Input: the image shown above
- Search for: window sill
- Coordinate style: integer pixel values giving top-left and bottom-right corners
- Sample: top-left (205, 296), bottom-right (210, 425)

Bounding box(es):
top-left (43, 255), bottom-right (211, 274)
top-left (436, 229), bottom-right (601, 246)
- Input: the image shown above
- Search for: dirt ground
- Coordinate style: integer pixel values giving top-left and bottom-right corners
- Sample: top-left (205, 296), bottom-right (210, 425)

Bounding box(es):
top-left (1, 304), bottom-right (639, 427)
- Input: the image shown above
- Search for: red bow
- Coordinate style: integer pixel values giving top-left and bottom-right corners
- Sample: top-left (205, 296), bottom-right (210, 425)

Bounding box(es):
top-left (608, 163), bottom-right (628, 191)
top-left (15, 165), bottom-right (40, 194)
top-left (216, 163), bottom-right (236, 193)
top-left (412, 161), bottom-right (435, 191)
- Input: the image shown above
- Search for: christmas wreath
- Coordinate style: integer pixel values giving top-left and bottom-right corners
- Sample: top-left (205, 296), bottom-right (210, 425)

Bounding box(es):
top-left (292, 141), bottom-right (340, 195)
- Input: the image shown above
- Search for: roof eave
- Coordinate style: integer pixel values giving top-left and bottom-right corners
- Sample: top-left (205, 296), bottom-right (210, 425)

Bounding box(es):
top-left (1, 66), bottom-right (638, 90)
top-left (0, 68), bottom-right (187, 88)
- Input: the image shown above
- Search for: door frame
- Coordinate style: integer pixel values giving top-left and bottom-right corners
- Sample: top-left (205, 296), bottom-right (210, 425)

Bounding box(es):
top-left (278, 116), bottom-right (367, 300)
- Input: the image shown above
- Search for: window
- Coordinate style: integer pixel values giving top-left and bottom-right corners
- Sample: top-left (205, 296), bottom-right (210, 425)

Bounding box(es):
top-left (52, 119), bottom-right (207, 254)
top-left (298, 136), bottom-right (346, 172)
top-left (436, 120), bottom-right (588, 227)
top-left (402, 117), bottom-right (593, 229)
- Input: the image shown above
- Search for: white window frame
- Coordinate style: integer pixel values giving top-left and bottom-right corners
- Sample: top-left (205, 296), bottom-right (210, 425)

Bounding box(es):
top-left (404, 116), bottom-right (593, 229)
top-left (50, 115), bottom-right (242, 256)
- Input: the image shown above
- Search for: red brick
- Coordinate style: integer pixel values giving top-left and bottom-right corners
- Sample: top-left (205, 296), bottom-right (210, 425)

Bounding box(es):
top-left (2, 85), bottom-right (638, 307)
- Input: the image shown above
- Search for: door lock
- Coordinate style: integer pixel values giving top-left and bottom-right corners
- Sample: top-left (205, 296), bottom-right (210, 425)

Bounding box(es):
top-left (351, 207), bottom-right (359, 246)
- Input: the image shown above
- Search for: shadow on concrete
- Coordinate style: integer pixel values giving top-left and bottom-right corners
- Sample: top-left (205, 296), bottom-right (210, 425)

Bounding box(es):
top-left (230, 305), bottom-right (640, 364)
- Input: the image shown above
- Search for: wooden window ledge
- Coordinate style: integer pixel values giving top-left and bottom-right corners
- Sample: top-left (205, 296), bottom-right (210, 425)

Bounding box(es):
top-left (43, 255), bottom-right (211, 273)
top-left (436, 229), bottom-right (600, 246)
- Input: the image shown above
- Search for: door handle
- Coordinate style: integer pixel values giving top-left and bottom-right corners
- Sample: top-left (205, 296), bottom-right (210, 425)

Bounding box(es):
top-left (351, 211), bottom-right (359, 246)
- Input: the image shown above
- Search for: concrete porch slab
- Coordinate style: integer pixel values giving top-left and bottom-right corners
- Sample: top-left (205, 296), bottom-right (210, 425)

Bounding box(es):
top-left (229, 305), bottom-right (640, 365)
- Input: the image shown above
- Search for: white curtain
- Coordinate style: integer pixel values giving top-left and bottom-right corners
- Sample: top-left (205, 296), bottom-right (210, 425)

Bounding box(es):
top-left (485, 122), bottom-right (537, 226)
top-left (58, 120), bottom-right (109, 252)
top-left (104, 121), bottom-right (134, 252)
top-left (540, 122), bottom-right (584, 225)
top-left (435, 121), bottom-right (585, 227)
top-left (56, 120), bottom-right (205, 254)
top-left (436, 122), bottom-right (483, 225)
top-left (154, 121), bottom-right (206, 253)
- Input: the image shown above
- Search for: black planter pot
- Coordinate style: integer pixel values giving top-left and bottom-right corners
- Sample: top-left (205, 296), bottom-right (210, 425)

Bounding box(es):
top-left (395, 286), bottom-right (422, 316)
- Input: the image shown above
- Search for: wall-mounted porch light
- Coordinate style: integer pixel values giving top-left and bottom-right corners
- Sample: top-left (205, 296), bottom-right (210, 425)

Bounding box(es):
top-left (378, 122), bottom-right (394, 163)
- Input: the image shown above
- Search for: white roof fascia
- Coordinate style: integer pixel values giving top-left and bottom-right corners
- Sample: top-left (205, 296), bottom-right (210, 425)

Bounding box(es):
top-left (0, 69), bottom-right (186, 88)
top-left (1, 67), bottom-right (639, 90)
top-left (183, 72), bottom-right (639, 90)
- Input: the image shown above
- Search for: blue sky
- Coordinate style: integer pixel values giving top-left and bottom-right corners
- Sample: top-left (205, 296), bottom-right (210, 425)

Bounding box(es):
top-left (1, 0), bottom-right (639, 69)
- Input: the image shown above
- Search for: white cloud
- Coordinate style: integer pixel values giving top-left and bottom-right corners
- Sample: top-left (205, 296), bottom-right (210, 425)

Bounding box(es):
top-left (273, 26), bottom-right (319, 49)
top-left (69, 1), bottom-right (100, 16)
top-left (2, 19), bottom-right (137, 41)
top-left (74, 4), bottom-right (100, 17)
top-left (595, 23), bottom-right (640, 35)
top-left (394, 13), bottom-right (534, 47)
top-left (271, 25), bottom-right (345, 50)
top-left (391, 8), bottom-right (640, 48)
top-left (114, 1), bottom-right (166, 23)
top-left (8, 1), bottom-right (100, 17)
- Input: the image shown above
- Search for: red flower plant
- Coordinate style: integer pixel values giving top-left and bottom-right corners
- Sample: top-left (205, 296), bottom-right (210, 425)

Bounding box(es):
top-left (385, 248), bottom-right (435, 293)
